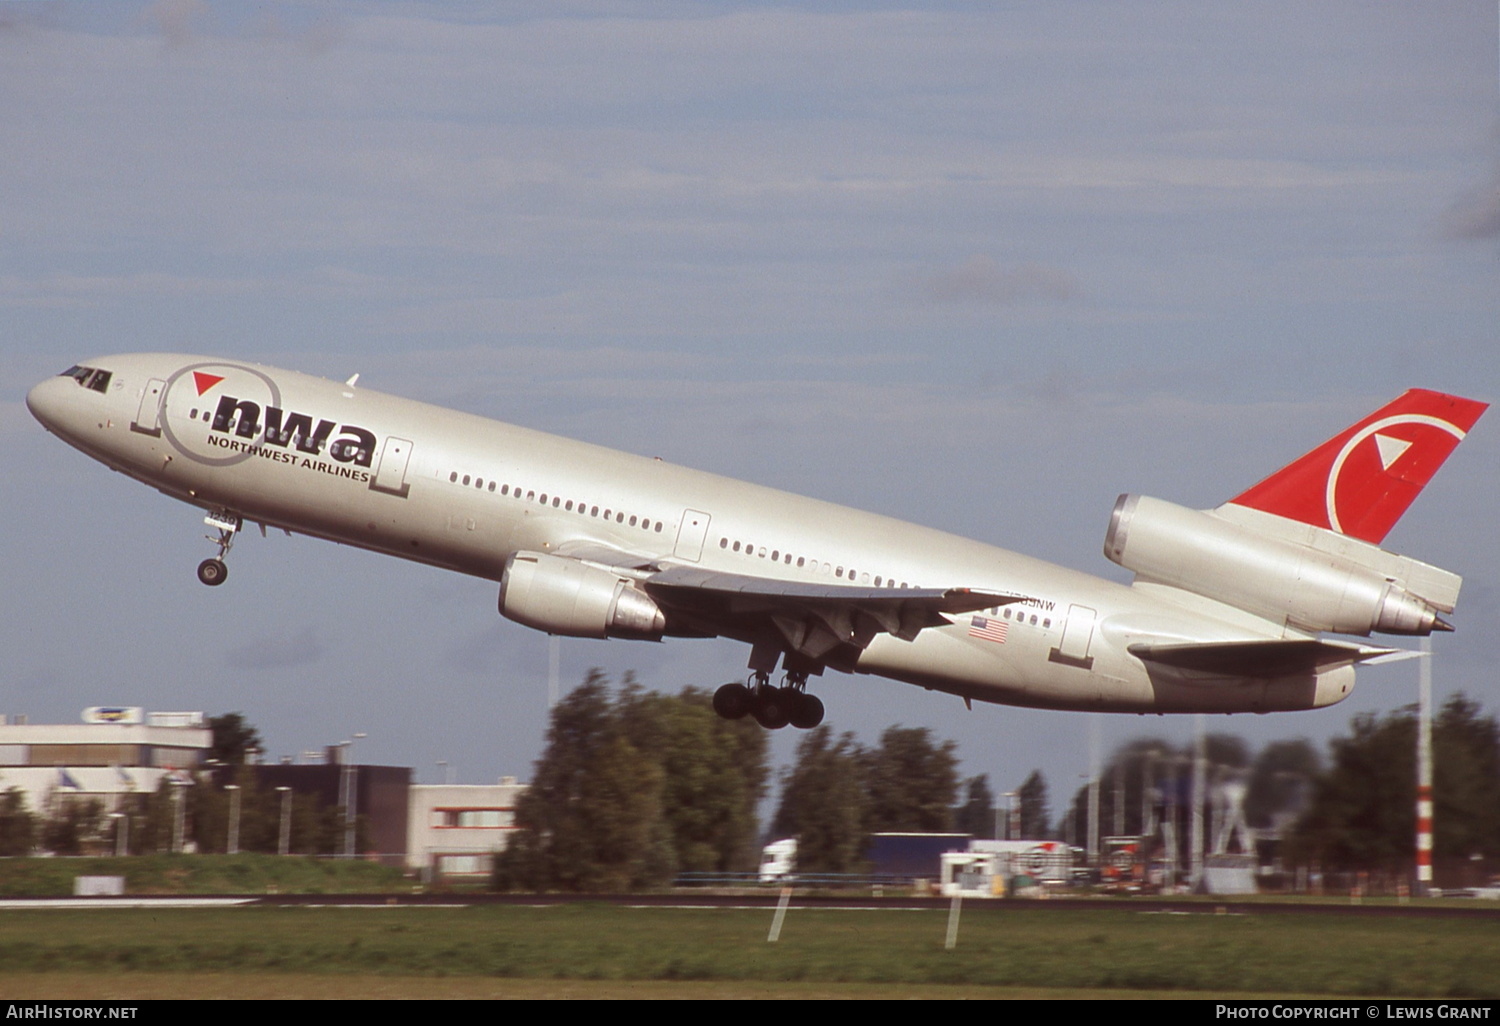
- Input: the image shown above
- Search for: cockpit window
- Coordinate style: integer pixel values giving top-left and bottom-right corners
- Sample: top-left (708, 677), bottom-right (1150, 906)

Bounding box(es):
top-left (59, 365), bottom-right (112, 393)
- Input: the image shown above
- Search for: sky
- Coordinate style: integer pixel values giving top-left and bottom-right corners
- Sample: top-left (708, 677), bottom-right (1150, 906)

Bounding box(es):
top-left (1, 1), bottom-right (1497, 824)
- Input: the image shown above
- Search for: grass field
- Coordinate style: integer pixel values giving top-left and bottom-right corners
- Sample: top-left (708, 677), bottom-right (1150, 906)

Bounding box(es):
top-left (0, 902), bottom-right (1494, 999)
top-left (0, 854), bottom-right (409, 896)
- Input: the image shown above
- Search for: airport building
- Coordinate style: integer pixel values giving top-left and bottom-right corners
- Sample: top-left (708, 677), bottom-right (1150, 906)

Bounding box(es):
top-left (0, 708), bottom-right (211, 818)
top-left (406, 779), bottom-right (526, 877)
top-left (0, 708), bottom-right (527, 874)
top-left (244, 758), bottom-right (414, 859)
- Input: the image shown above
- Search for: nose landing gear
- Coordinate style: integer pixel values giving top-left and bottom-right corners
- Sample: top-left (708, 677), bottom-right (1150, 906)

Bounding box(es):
top-left (197, 510), bottom-right (241, 586)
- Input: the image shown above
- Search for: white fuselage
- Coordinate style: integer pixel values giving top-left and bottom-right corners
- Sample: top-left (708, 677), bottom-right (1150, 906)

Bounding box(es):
top-left (26, 354), bottom-right (1356, 715)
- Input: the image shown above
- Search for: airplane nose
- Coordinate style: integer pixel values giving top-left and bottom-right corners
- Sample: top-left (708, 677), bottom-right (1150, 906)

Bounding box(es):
top-left (26, 375), bottom-right (75, 432)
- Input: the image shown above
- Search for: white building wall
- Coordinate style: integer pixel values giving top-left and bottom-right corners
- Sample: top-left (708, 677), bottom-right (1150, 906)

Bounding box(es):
top-left (407, 780), bottom-right (526, 875)
top-left (0, 717), bottom-right (211, 825)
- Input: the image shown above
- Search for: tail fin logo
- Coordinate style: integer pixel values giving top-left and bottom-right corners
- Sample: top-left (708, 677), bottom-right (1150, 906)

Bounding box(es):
top-left (1228, 389), bottom-right (1488, 545)
top-left (1324, 414), bottom-right (1466, 537)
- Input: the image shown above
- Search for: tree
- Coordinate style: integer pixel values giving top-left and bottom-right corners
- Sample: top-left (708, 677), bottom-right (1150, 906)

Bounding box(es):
top-left (1430, 695), bottom-right (1500, 861)
top-left (0, 788), bottom-right (36, 856)
top-left (1018, 770), bottom-right (1051, 839)
top-left (497, 671), bottom-right (771, 890)
top-left (43, 797), bottom-right (105, 856)
top-left (136, 777), bottom-right (188, 854)
top-left (498, 671), bottom-right (666, 891)
top-left (1060, 733), bottom-right (1252, 854)
top-left (953, 775), bottom-right (995, 839)
top-left (209, 712), bottom-right (264, 766)
top-left (618, 682), bottom-right (769, 874)
top-left (1289, 708), bottom-right (1415, 871)
top-left (191, 764), bottom-right (283, 854)
top-left (1291, 695), bottom-right (1500, 872)
top-left (771, 726), bottom-right (868, 873)
top-left (1062, 736), bottom-right (1174, 845)
top-left (1244, 738), bottom-right (1321, 831)
top-left (862, 726), bottom-right (958, 833)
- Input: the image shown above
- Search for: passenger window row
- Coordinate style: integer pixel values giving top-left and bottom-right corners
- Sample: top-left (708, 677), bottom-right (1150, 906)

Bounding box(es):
top-left (445, 470), bottom-right (666, 534)
top-left (717, 535), bottom-right (914, 590)
top-left (983, 605), bottom-right (1048, 628)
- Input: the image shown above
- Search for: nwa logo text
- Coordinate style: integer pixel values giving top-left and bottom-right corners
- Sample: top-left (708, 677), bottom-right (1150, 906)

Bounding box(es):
top-left (210, 395), bottom-right (377, 467)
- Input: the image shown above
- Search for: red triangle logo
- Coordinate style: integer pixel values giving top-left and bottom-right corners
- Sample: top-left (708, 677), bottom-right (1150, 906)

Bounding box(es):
top-left (192, 372), bottom-right (225, 396)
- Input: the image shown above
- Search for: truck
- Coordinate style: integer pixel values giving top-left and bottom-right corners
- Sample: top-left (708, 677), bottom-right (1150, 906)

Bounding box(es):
top-left (759, 838), bottom-right (798, 882)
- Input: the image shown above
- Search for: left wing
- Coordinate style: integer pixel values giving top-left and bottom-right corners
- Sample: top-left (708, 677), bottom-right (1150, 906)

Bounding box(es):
top-left (532, 540), bottom-right (1025, 670)
top-left (643, 564), bottom-right (1019, 667)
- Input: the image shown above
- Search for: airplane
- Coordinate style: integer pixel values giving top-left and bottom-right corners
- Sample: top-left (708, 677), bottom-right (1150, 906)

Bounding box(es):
top-left (26, 355), bottom-right (1487, 730)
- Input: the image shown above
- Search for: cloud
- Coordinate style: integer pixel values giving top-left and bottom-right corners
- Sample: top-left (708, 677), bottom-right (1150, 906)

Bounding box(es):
top-left (143, 0), bottom-right (208, 48)
top-left (225, 625), bottom-right (325, 670)
top-left (1442, 167), bottom-right (1500, 241)
top-left (0, 272), bottom-right (264, 305)
top-left (921, 256), bottom-right (1078, 305)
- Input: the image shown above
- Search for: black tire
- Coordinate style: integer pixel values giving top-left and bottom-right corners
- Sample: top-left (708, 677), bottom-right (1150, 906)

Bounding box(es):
top-left (789, 692), bottom-right (825, 730)
top-left (197, 558), bottom-right (227, 586)
top-left (712, 682), bottom-right (752, 720)
top-left (752, 687), bottom-right (793, 730)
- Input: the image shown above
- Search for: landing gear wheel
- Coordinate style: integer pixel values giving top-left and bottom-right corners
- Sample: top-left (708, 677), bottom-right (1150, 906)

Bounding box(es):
top-left (752, 687), bottom-right (794, 730)
top-left (713, 682), bottom-right (752, 720)
top-left (199, 513), bottom-right (241, 587)
top-left (789, 692), bottom-right (825, 730)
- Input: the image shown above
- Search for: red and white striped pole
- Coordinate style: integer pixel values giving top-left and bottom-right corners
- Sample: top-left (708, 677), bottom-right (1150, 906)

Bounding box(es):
top-left (1416, 635), bottom-right (1433, 896)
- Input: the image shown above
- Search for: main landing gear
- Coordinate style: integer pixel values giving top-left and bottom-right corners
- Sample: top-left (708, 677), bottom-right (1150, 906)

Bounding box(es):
top-left (713, 671), bottom-right (825, 731)
top-left (197, 510), bottom-right (242, 587)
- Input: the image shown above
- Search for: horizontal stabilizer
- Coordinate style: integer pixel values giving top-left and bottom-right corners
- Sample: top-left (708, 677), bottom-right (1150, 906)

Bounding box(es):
top-left (1129, 638), bottom-right (1399, 677)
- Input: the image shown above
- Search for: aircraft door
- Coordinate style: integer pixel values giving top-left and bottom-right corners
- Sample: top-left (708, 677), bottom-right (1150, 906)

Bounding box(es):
top-left (674, 509), bottom-right (711, 562)
top-left (1049, 604), bottom-right (1097, 669)
top-left (370, 436), bottom-right (413, 497)
top-left (131, 378), bottom-right (166, 436)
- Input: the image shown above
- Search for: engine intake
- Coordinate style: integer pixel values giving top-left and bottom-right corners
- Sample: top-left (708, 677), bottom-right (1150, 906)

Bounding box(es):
top-left (499, 551), bottom-right (665, 640)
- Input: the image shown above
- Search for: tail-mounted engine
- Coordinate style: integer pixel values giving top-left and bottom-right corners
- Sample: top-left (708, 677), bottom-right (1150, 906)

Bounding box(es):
top-left (499, 551), bottom-right (666, 640)
top-left (1104, 494), bottom-right (1460, 636)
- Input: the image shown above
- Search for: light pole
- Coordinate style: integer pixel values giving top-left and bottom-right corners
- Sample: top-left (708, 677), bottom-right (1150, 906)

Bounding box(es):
top-left (341, 733), bottom-right (366, 857)
top-left (1190, 714), bottom-right (1206, 892)
top-left (1087, 716), bottom-right (1101, 866)
top-left (171, 778), bottom-right (187, 854)
top-left (110, 812), bottom-right (128, 857)
top-left (225, 784), bottom-right (241, 855)
top-left (1416, 636), bottom-right (1433, 897)
top-left (277, 786), bottom-right (292, 856)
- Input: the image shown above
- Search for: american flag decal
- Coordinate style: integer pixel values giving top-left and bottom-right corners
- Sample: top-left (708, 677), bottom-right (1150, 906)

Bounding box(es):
top-left (968, 615), bottom-right (1008, 644)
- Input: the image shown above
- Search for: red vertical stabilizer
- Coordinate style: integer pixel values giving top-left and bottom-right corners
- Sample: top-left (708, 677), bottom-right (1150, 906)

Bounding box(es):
top-left (1226, 389), bottom-right (1488, 545)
